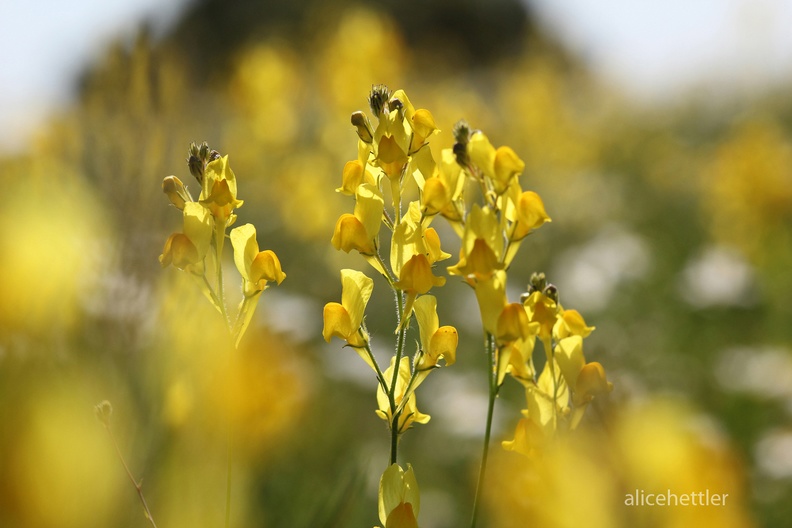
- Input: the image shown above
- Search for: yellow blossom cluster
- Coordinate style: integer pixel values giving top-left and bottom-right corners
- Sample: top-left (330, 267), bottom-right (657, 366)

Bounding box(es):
top-left (160, 142), bottom-right (285, 346)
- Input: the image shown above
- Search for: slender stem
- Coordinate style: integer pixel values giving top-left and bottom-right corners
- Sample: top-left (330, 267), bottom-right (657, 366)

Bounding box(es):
top-left (471, 333), bottom-right (498, 528)
top-left (105, 425), bottom-right (158, 528)
top-left (214, 221), bottom-right (230, 330)
top-left (388, 289), bottom-right (408, 465)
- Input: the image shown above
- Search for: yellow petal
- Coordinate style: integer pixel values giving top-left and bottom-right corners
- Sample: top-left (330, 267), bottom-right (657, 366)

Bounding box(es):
top-left (493, 146), bottom-right (525, 192)
top-left (250, 250), bottom-right (286, 288)
top-left (340, 269), bottom-right (374, 330)
top-left (322, 302), bottom-right (353, 342)
top-left (183, 202), bottom-right (213, 258)
top-left (354, 183), bottom-right (385, 241)
top-left (331, 214), bottom-right (375, 254)
top-left (496, 303), bottom-right (531, 345)
top-left (473, 270), bottom-right (508, 335)
top-left (575, 362), bottom-right (613, 405)
top-left (429, 326), bottom-right (458, 366)
top-left (230, 223), bottom-right (259, 282)
top-left (467, 132), bottom-right (496, 178)
top-left (337, 160), bottom-right (365, 196)
top-left (555, 336), bottom-right (585, 390)
top-left (512, 191), bottom-right (551, 240)
top-left (396, 254), bottom-right (445, 295)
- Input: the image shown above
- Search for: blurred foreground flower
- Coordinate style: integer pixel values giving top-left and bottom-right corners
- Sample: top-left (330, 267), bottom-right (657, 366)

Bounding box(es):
top-left (485, 399), bottom-right (755, 528)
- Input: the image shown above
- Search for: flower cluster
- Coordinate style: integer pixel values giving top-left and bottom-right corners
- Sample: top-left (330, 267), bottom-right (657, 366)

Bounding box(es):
top-left (328, 87), bottom-right (613, 527)
top-left (160, 142), bottom-right (286, 346)
top-left (323, 87), bottom-right (459, 524)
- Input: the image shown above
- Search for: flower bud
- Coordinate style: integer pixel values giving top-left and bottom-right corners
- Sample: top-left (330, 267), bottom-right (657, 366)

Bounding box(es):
top-left (529, 272), bottom-right (546, 294)
top-left (543, 284), bottom-right (559, 304)
top-left (162, 175), bottom-right (191, 210)
top-left (452, 120), bottom-right (472, 167)
top-left (94, 400), bottom-right (113, 428)
top-left (351, 111), bottom-right (374, 143)
top-left (368, 84), bottom-right (391, 117)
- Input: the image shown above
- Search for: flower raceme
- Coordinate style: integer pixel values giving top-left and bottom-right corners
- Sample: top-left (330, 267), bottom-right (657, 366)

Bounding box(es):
top-left (326, 87), bottom-right (458, 508)
top-left (160, 142), bottom-right (285, 345)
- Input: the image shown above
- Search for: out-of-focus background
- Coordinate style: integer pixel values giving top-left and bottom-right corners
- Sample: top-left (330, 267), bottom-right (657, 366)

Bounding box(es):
top-left (2, 0), bottom-right (792, 526)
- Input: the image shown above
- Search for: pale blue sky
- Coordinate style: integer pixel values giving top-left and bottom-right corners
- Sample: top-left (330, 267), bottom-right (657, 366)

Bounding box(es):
top-left (4, 0), bottom-right (792, 152)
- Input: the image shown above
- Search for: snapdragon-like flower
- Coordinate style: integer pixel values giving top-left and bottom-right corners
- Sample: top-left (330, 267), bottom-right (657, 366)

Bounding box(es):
top-left (322, 269), bottom-right (374, 350)
top-left (159, 202), bottom-right (213, 275)
top-left (413, 295), bottom-right (458, 371)
top-left (378, 463), bottom-right (420, 528)
top-left (376, 357), bottom-right (430, 434)
top-left (331, 183), bottom-right (384, 256)
top-left (199, 155), bottom-right (244, 223)
top-left (230, 223), bottom-right (286, 296)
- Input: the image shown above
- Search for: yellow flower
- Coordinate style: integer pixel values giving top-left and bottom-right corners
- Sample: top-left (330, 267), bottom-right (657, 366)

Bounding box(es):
top-left (495, 302), bottom-right (532, 346)
top-left (574, 362), bottom-right (613, 405)
top-left (162, 175), bottom-right (192, 210)
top-left (331, 183), bottom-right (384, 255)
top-left (230, 223), bottom-right (286, 296)
top-left (492, 145), bottom-right (525, 194)
top-left (523, 290), bottom-right (558, 341)
top-left (378, 463), bottom-right (420, 528)
top-left (511, 190), bottom-right (551, 241)
top-left (199, 155), bottom-right (243, 221)
top-left (468, 270), bottom-right (506, 335)
top-left (322, 269), bottom-right (373, 349)
top-left (553, 308), bottom-right (595, 340)
top-left (467, 131), bottom-right (496, 177)
top-left (159, 202), bottom-right (212, 275)
top-left (448, 204), bottom-right (504, 284)
top-left (376, 357), bottom-right (430, 433)
top-left (413, 295), bottom-right (457, 371)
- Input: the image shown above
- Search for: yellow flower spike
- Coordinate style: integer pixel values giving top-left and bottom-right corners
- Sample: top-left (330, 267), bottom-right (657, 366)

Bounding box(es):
top-left (553, 309), bottom-right (595, 340)
top-left (378, 463), bottom-right (420, 528)
top-left (413, 295), bottom-right (458, 370)
top-left (495, 302), bottom-right (532, 345)
top-left (555, 335), bottom-right (586, 390)
top-left (376, 357), bottom-right (431, 432)
top-left (492, 146), bottom-right (525, 194)
top-left (467, 132), bottom-right (496, 177)
top-left (511, 191), bottom-right (551, 241)
top-left (574, 362), bottom-right (613, 406)
top-left (162, 175), bottom-right (192, 210)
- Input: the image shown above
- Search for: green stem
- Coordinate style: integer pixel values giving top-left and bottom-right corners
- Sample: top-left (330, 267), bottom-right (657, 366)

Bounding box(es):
top-left (388, 289), bottom-right (407, 465)
top-left (105, 425), bottom-right (158, 528)
top-left (471, 333), bottom-right (498, 528)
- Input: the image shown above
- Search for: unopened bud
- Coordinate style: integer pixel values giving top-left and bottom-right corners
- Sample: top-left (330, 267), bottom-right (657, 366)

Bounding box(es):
top-left (198, 141), bottom-right (210, 162)
top-left (94, 400), bottom-right (113, 428)
top-left (528, 272), bottom-right (546, 294)
top-left (543, 284), bottom-right (559, 304)
top-left (351, 111), bottom-right (374, 143)
top-left (452, 119), bottom-right (472, 167)
top-left (162, 175), bottom-right (191, 210)
top-left (368, 84), bottom-right (391, 117)
top-left (187, 154), bottom-right (203, 184)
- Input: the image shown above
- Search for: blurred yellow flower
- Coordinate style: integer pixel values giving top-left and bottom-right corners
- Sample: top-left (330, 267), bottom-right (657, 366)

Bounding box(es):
top-left (376, 357), bottom-right (430, 433)
top-left (378, 463), bottom-right (420, 528)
